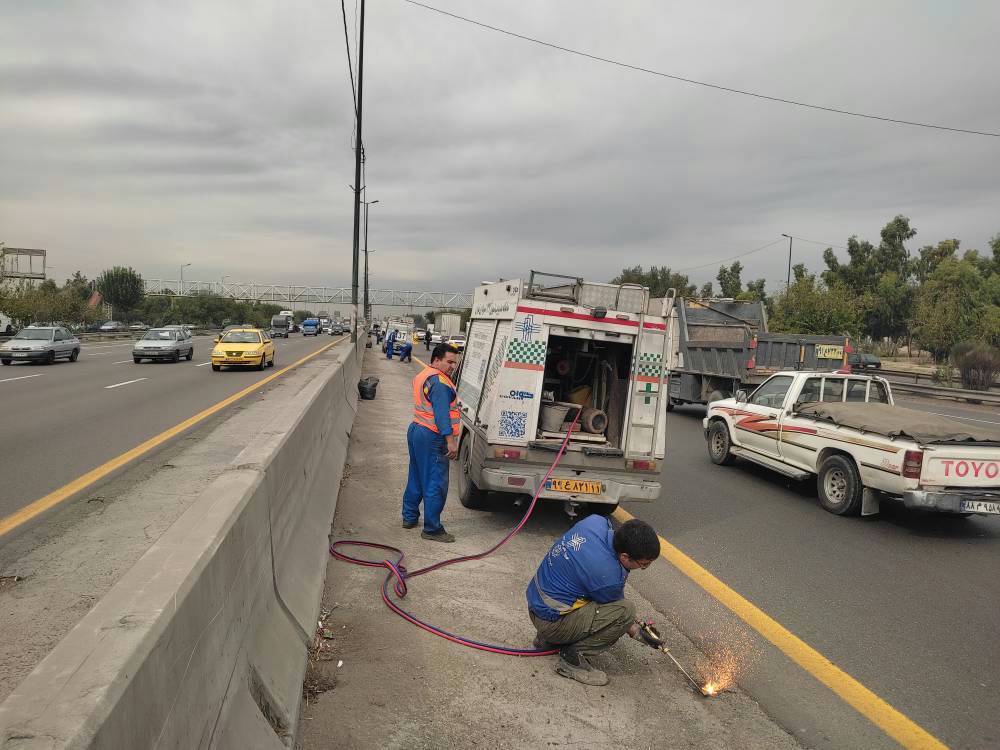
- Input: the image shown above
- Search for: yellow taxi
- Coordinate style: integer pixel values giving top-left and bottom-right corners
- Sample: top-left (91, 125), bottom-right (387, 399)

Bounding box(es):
top-left (210, 328), bottom-right (275, 371)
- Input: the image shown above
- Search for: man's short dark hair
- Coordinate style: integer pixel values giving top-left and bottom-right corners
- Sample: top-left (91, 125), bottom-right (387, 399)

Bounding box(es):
top-left (612, 519), bottom-right (659, 561)
top-left (431, 343), bottom-right (459, 362)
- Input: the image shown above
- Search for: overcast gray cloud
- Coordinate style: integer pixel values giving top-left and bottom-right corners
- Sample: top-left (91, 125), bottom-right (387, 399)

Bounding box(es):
top-left (2, 0), bottom-right (999, 298)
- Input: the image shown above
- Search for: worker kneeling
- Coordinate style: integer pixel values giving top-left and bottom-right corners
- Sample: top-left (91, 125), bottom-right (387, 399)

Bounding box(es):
top-left (527, 515), bottom-right (659, 686)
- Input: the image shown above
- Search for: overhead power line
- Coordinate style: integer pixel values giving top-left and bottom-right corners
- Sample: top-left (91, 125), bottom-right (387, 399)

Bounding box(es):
top-left (784, 234), bottom-right (848, 251)
top-left (402, 0), bottom-right (1000, 138)
top-left (676, 238), bottom-right (787, 273)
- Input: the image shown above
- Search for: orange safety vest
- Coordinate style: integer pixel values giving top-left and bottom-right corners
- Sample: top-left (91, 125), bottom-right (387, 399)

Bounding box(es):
top-left (412, 367), bottom-right (461, 435)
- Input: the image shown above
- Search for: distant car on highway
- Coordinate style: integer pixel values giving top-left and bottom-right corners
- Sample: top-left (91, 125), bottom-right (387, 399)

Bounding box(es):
top-left (133, 328), bottom-right (194, 363)
top-left (99, 321), bottom-right (123, 332)
top-left (129, 322), bottom-right (149, 331)
top-left (445, 334), bottom-right (466, 352)
top-left (0, 326), bottom-right (80, 365)
top-left (848, 352), bottom-right (882, 371)
top-left (301, 318), bottom-right (321, 336)
top-left (211, 328), bottom-right (275, 371)
top-left (430, 332), bottom-right (444, 344)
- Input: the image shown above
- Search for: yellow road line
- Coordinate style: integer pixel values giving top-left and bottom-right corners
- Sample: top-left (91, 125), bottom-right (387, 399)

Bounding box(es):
top-left (613, 506), bottom-right (947, 750)
top-left (0, 337), bottom-right (346, 538)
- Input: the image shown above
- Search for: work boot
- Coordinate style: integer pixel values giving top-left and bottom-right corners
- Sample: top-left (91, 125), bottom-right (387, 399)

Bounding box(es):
top-left (555, 650), bottom-right (608, 686)
top-left (402, 518), bottom-right (419, 529)
top-left (421, 529), bottom-right (456, 543)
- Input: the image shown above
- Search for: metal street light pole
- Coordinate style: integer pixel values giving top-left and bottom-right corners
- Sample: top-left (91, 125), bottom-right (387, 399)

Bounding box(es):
top-left (349, 0), bottom-right (366, 343)
top-left (180, 263), bottom-right (191, 295)
top-left (781, 234), bottom-right (793, 288)
top-left (363, 199), bottom-right (379, 322)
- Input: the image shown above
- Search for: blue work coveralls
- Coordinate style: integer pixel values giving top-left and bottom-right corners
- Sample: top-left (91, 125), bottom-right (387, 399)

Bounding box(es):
top-left (402, 374), bottom-right (455, 533)
top-left (386, 330), bottom-right (397, 359)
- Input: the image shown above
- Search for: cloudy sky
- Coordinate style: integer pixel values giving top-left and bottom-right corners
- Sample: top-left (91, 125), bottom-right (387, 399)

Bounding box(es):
top-left (2, 0), bottom-right (998, 298)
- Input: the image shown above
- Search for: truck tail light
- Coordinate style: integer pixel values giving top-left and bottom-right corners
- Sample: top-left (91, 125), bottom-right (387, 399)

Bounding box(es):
top-left (902, 450), bottom-right (923, 479)
top-left (494, 447), bottom-right (525, 460)
top-left (627, 459), bottom-right (659, 472)
top-left (506, 477), bottom-right (527, 487)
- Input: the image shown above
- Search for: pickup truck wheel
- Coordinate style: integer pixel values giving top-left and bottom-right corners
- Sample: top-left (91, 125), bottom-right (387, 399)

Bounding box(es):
top-left (707, 421), bottom-right (736, 466)
top-left (457, 437), bottom-right (488, 510)
top-left (817, 455), bottom-right (863, 516)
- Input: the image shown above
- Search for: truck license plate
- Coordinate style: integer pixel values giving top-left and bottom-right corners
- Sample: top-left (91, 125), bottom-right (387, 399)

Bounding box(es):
top-left (546, 479), bottom-right (602, 494)
top-left (816, 344), bottom-right (844, 359)
top-left (959, 499), bottom-right (1000, 515)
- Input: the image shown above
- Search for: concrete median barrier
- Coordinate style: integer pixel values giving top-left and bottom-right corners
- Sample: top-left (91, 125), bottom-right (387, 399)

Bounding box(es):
top-left (0, 337), bottom-right (365, 749)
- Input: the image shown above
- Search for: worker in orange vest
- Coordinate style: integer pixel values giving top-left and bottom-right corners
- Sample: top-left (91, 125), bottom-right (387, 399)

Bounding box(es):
top-left (402, 343), bottom-right (461, 542)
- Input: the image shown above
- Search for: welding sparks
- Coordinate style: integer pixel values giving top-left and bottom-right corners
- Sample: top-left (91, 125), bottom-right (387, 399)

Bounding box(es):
top-left (694, 623), bottom-right (760, 695)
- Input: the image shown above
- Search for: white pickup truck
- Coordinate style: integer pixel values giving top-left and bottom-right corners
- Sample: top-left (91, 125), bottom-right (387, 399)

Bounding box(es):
top-left (703, 370), bottom-right (1000, 518)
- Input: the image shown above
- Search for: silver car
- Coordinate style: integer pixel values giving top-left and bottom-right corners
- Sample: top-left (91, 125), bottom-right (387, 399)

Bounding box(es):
top-left (132, 328), bottom-right (194, 363)
top-left (0, 326), bottom-right (80, 365)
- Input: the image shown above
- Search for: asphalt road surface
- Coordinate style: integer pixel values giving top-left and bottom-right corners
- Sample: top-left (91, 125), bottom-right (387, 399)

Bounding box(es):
top-left (0, 333), bottom-right (342, 522)
top-left (625, 396), bottom-right (999, 750)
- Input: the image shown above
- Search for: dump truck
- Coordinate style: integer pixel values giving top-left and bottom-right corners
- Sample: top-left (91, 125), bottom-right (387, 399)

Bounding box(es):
top-left (453, 271), bottom-right (675, 518)
top-left (667, 298), bottom-right (851, 408)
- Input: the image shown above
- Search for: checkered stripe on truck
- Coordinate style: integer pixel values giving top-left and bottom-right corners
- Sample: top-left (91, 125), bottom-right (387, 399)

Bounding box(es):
top-left (504, 340), bottom-right (546, 370)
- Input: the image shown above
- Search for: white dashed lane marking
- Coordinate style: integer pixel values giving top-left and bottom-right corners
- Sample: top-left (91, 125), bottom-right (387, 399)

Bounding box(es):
top-left (104, 378), bottom-right (148, 390)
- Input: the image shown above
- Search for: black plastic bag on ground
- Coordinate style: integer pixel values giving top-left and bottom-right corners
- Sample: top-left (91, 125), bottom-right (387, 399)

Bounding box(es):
top-left (358, 376), bottom-right (379, 400)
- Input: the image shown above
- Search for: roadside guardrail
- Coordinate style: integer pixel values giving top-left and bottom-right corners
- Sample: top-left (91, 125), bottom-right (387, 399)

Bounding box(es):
top-left (889, 380), bottom-right (1000, 405)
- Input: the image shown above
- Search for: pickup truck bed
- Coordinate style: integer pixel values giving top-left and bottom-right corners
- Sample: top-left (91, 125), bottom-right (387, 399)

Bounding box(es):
top-left (704, 371), bottom-right (1000, 518)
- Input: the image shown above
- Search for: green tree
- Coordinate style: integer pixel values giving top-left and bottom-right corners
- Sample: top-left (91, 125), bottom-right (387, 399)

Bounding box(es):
top-left (716, 262), bottom-right (743, 298)
top-left (294, 310), bottom-right (316, 323)
top-left (611, 265), bottom-right (696, 297)
top-left (96, 266), bottom-right (145, 319)
top-left (740, 278), bottom-right (767, 302)
top-left (698, 282), bottom-right (713, 298)
top-left (912, 239), bottom-right (959, 283)
top-left (62, 271), bottom-right (92, 303)
top-left (769, 270), bottom-right (861, 336)
top-left (912, 257), bottom-right (990, 360)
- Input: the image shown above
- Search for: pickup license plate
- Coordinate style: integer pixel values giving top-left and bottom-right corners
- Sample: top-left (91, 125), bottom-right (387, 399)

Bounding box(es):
top-left (959, 500), bottom-right (1000, 515)
top-left (12, 353), bottom-right (27, 358)
top-left (546, 478), bottom-right (602, 494)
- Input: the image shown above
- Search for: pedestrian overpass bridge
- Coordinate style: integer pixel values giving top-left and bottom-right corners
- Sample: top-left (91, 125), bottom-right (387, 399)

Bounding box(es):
top-left (143, 279), bottom-right (472, 308)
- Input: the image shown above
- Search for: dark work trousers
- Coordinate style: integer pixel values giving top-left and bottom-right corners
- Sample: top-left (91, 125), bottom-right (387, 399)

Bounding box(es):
top-left (530, 599), bottom-right (636, 658)
top-left (402, 422), bottom-right (449, 533)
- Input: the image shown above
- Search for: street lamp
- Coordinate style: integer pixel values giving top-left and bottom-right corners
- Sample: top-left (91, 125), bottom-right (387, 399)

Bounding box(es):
top-left (180, 263), bottom-right (191, 295)
top-left (780, 235), bottom-right (793, 288)
top-left (363, 199), bottom-right (379, 322)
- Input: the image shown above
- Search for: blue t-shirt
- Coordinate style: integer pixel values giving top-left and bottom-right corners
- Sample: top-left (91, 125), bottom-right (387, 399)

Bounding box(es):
top-left (526, 514), bottom-right (627, 621)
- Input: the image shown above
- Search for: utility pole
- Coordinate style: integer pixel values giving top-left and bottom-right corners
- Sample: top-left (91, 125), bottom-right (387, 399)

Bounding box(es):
top-left (363, 199), bottom-right (378, 322)
top-left (349, 0), bottom-right (366, 343)
top-left (781, 234), bottom-right (793, 288)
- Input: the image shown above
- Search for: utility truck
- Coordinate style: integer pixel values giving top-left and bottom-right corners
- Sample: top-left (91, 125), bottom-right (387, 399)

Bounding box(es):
top-left (704, 370), bottom-right (1000, 518)
top-left (436, 312), bottom-right (463, 339)
top-left (668, 298), bottom-right (851, 408)
top-left (454, 271), bottom-right (675, 518)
